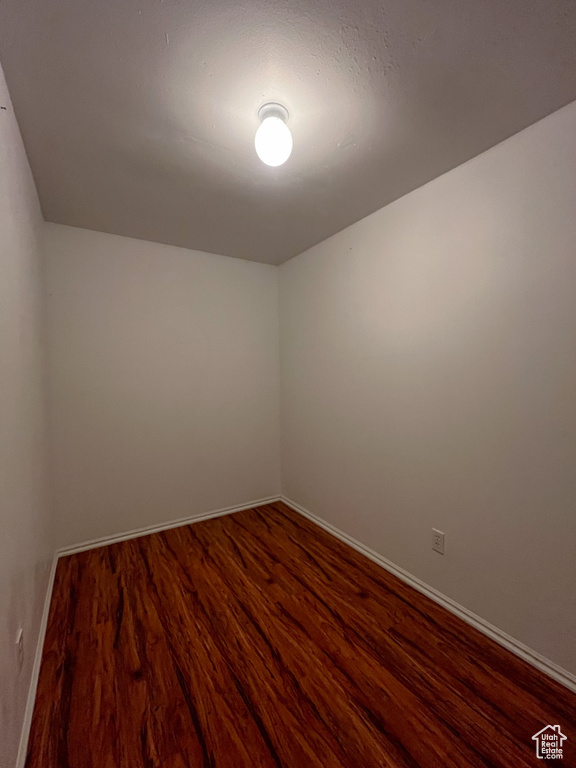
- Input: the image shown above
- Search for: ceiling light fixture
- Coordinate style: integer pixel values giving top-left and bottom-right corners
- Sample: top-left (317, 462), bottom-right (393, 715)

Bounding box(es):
top-left (255, 103), bottom-right (293, 167)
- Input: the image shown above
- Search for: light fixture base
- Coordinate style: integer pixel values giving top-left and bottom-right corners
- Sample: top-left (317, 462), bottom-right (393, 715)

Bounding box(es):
top-left (258, 103), bottom-right (289, 124)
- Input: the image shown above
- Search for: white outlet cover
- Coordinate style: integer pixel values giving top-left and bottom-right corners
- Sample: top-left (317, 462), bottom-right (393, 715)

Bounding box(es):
top-left (15, 628), bottom-right (24, 668)
top-left (432, 528), bottom-right (445, 555)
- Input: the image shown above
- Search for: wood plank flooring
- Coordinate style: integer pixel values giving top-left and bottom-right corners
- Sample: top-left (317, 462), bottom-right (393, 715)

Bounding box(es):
top-left (27, 501), bottom-right (576, 767)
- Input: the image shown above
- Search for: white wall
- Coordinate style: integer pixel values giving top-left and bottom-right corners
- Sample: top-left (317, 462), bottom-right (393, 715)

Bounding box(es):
top-left (0, 65), bottom-right (53, 767)
top-left (45, 224), bottom-right (280, 548)
top-left (280, 100), bottom-right (576, 675)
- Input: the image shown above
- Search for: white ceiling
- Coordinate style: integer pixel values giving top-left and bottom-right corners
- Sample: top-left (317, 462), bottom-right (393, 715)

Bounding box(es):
top-left (1, 0), bottom-right (575, 265)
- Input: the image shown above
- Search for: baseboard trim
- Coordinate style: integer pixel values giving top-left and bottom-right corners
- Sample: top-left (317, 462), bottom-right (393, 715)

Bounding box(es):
top-left (58, 495), bottom-right (282, 556)
top-left (16, 551), bottom-right (59, 768)
top-left (280, 495), bottom-right (576, 694)
top-left (17, 491), bottom-right (576, 766)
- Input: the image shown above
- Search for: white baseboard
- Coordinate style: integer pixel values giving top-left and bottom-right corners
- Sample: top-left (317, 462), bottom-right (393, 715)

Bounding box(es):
top-left (280, 495), bottom-right (576, 695)
top-left (17, 491), bottom-right (576, 767)
top-left (58, 495), bottom-right (282, 556)
top-left (16, 552), bottom-right (59, 768)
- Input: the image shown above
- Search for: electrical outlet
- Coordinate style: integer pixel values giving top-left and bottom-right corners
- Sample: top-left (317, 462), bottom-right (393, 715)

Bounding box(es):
top-left (432, 529), bottom-right (445, 555)
top-left (15, 628), bottom-right (24, 671)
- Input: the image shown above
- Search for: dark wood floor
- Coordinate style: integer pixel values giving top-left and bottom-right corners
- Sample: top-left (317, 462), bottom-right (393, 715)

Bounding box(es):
top-left (27, 501), bottom-right (575, 767)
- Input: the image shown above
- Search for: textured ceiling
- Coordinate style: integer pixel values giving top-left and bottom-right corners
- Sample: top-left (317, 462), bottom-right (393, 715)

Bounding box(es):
top-left (1, 1), bottom-right (576, 265)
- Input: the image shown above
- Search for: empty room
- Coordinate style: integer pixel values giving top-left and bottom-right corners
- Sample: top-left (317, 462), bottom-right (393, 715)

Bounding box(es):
top-left (1, 1), bottom-right (576, 766)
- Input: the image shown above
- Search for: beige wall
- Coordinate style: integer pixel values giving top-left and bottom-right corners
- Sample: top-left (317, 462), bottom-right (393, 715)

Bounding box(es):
top-left (45, 224), bottom-right (281, 548)
top-left (280, 100), bottom-right (576, 675)
top-left (0, 66), bottom-right (53, 767)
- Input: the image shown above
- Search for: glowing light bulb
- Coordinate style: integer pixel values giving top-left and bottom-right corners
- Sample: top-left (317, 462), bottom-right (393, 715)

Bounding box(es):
top-left (255, 104), bottom-right (292, 167)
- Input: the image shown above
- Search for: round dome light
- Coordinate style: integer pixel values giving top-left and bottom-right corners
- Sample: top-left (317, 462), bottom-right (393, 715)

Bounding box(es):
top-left (255, 104), bottom-right (293, 167)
